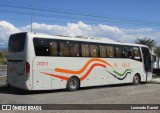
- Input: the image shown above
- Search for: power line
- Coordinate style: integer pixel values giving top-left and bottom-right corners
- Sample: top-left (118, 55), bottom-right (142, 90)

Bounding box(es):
top-left (0, 1), bottom-right (160, 27)
top-left (0, 2), bottom-right (158, 23)
top-left (1, 16), bottom-right (160, 28)
top-left (0, 7), bottom-right (159, 26)
top-left (133, 0), bottom-right (160, 6)
top-left (0, 17), bottom-right (70, 24)
top-left (0, 9), bottom-right (159, 27)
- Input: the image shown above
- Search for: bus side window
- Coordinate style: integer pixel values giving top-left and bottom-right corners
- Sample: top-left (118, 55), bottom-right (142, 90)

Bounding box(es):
top-left (50, 41), bottom-right (58, 56)
top-left (60, 42), bottom-right (70, 57)
top-left (70, 43), bottom-right (80, 57)
top-left (133, 47), bottom-right (141, 60)
top-left (122, 46), bottom-right (129, 58)
top-left (81, 44), bottom-right (89, 57)
top-left (33, 38), bottom-right (50, 56)
top-left (129, 47), bottom-right (134, 59)
top-left (90, 44), bottom-right (98, 57)
top-left (115, 46), bottom-right (122, 58)
top-left (107, 46), bottom-right (115, 58)
top-left (100, 45), bottom-right (107, 57)
top-left (129, 47), bottom-right (141, 60)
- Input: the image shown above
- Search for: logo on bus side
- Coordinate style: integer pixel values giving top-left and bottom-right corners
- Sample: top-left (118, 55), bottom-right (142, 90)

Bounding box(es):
top-left (113, 62), bottom-right (130, 68)
top-left (37, 62), bottom-right (48, 66)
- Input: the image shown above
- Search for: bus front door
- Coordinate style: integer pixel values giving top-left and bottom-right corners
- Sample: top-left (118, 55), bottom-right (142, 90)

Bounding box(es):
top-left (142, 47), bottom-right (152, 81)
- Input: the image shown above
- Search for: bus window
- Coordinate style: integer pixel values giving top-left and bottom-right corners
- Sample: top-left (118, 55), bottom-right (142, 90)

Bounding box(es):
top-left (115, 47), bottom-right (122, 58)
top-left (33, 38), bottom-right (50, 56)
top-left (50, 41), bottom-right (58, 56)
top-left (100, 45), bottom-right (107, 57)
top-left (90, 44), bottom-right (98, 57)
top-left (133, 47), bottom-right (141, 60)
top-left (8, 33), bottom-right (26, 52)
top-left (129, 47), bottom-right (134, 59)
top-left (60, 42), bottom-right (70, 56)
top-left (122, 46), bottom-right (129, 58)
top-left (70, 43), bottom-right (80, 57)
top-left (81, 44), bottom-right (89, 57)
top-left (107, 46), bottom-right (114, 58)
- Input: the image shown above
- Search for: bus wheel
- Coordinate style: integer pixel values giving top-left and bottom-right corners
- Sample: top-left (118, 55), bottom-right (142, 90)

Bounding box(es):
top-left (67, 77), bottom-right (79, 91)
top-left (7, 83), bottom-right (11, 87)
top-left (133, 74), bottom-right (140, 85)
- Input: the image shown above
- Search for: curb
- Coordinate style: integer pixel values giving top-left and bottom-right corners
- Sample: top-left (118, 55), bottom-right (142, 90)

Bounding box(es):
top-left (150, 78), bottom-right (160, 83)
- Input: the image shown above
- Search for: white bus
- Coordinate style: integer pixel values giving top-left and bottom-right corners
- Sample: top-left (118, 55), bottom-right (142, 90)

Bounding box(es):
top-left (7, 32), bottom-right (153, 91)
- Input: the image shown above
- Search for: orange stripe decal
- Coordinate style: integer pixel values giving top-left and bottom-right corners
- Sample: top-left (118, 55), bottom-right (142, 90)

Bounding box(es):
top-left (80, 63), bottom-right (106, 81)
top-left (55, 58), bottom-right (112, 74)
top-left (41, 63), bottom-right (106, 81)
top-left (41, 72), bottom-right (69, 81)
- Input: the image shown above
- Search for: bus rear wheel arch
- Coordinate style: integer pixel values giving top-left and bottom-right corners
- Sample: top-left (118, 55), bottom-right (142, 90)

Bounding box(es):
top-left (133, 73), bottom-right (141, 85)
top-left (66, 76), bottom-right (80, 91)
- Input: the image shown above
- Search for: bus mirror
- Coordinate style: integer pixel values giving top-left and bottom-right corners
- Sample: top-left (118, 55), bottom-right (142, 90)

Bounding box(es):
top-left (151, 55), bottom-right (156, 62)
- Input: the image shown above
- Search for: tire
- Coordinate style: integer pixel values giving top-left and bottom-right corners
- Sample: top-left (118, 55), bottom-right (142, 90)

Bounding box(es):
top-left (67, 77), bottom-right (79, 91)
top-left (133, 74), bottom-right (140, 85)
top-left (7, 83), bottom-right (11, 87)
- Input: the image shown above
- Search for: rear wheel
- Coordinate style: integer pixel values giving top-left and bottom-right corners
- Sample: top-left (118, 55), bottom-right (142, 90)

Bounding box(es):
top-left (133, 74), bottom-right (140, 85)
top-left (67, 77), bottom-right (79, 91)
top-left (7, 83), bottom-right (11, 87)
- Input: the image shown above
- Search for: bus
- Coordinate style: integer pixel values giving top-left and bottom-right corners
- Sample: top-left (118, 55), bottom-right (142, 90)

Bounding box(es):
top-left (7, 32), bottom-right (153, 91)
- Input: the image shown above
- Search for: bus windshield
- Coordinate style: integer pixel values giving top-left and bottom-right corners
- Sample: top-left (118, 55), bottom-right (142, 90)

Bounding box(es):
top-left (8, 33), bottom-right (26, 52)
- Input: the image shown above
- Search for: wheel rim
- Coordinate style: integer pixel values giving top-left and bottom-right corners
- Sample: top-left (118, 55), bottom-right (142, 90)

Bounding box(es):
top-left (134, 75), bottom-right (139, 84)
top-left (69, 79), bottom-right (77, 89)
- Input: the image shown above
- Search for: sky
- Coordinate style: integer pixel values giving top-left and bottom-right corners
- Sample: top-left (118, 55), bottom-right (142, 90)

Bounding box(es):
top-left (0, 0), bottom-right (160, 49)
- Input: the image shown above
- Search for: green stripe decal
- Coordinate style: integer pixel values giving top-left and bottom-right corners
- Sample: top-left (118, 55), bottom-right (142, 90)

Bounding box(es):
top-left (113, 69), bottom-right (133, 77)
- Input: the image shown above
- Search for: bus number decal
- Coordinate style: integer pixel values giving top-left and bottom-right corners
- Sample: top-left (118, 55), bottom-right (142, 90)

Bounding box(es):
top-left (37, 62), bottom-right (48, 66)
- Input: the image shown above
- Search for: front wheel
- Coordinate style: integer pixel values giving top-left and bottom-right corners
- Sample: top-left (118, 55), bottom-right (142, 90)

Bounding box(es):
top-left (133, 74), bottom-right (140, 85)
top-left (67, 77), bottom-right (79, 91)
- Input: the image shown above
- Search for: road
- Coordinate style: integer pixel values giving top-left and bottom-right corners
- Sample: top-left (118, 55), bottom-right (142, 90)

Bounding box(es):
top-left (0, 77), bottom-right (160, 113)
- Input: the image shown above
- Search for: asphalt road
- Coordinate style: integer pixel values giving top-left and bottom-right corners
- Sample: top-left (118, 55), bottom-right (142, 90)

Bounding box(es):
top-left (0, 82), bottom-right (160, 104)
top-left (0, 77), bottom-right (160, 113)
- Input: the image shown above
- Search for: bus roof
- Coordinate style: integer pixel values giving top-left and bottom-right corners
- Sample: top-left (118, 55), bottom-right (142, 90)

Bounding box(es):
top-left (23, 32), bottom-right (148, 48)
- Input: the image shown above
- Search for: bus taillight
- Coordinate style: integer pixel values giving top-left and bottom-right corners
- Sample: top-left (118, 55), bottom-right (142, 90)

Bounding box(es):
top-left (26, 62), bottom-right (30, 74)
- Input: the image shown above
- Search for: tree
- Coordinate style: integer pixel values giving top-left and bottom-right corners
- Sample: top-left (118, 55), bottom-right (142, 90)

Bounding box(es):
top-left (135, 38), bottom-right (156, 49)
top-left (155, 46), bottom-right (160, 57)
top-left (0, 52), bottom-right (3, 58)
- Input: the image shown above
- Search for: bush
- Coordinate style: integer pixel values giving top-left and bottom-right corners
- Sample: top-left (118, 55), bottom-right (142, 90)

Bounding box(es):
top-left (0, 51), bottom-right (7, 65)
top-left (0, 58), bottom-right (7, 65)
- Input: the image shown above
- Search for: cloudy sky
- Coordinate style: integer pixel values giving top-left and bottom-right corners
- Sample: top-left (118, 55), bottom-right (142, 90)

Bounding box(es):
top-left (0, 0), bottom-right (160, 49)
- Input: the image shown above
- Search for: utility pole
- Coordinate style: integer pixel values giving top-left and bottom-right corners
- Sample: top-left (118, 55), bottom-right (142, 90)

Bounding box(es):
top-left (31, 0), bottom-right (34, 32)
